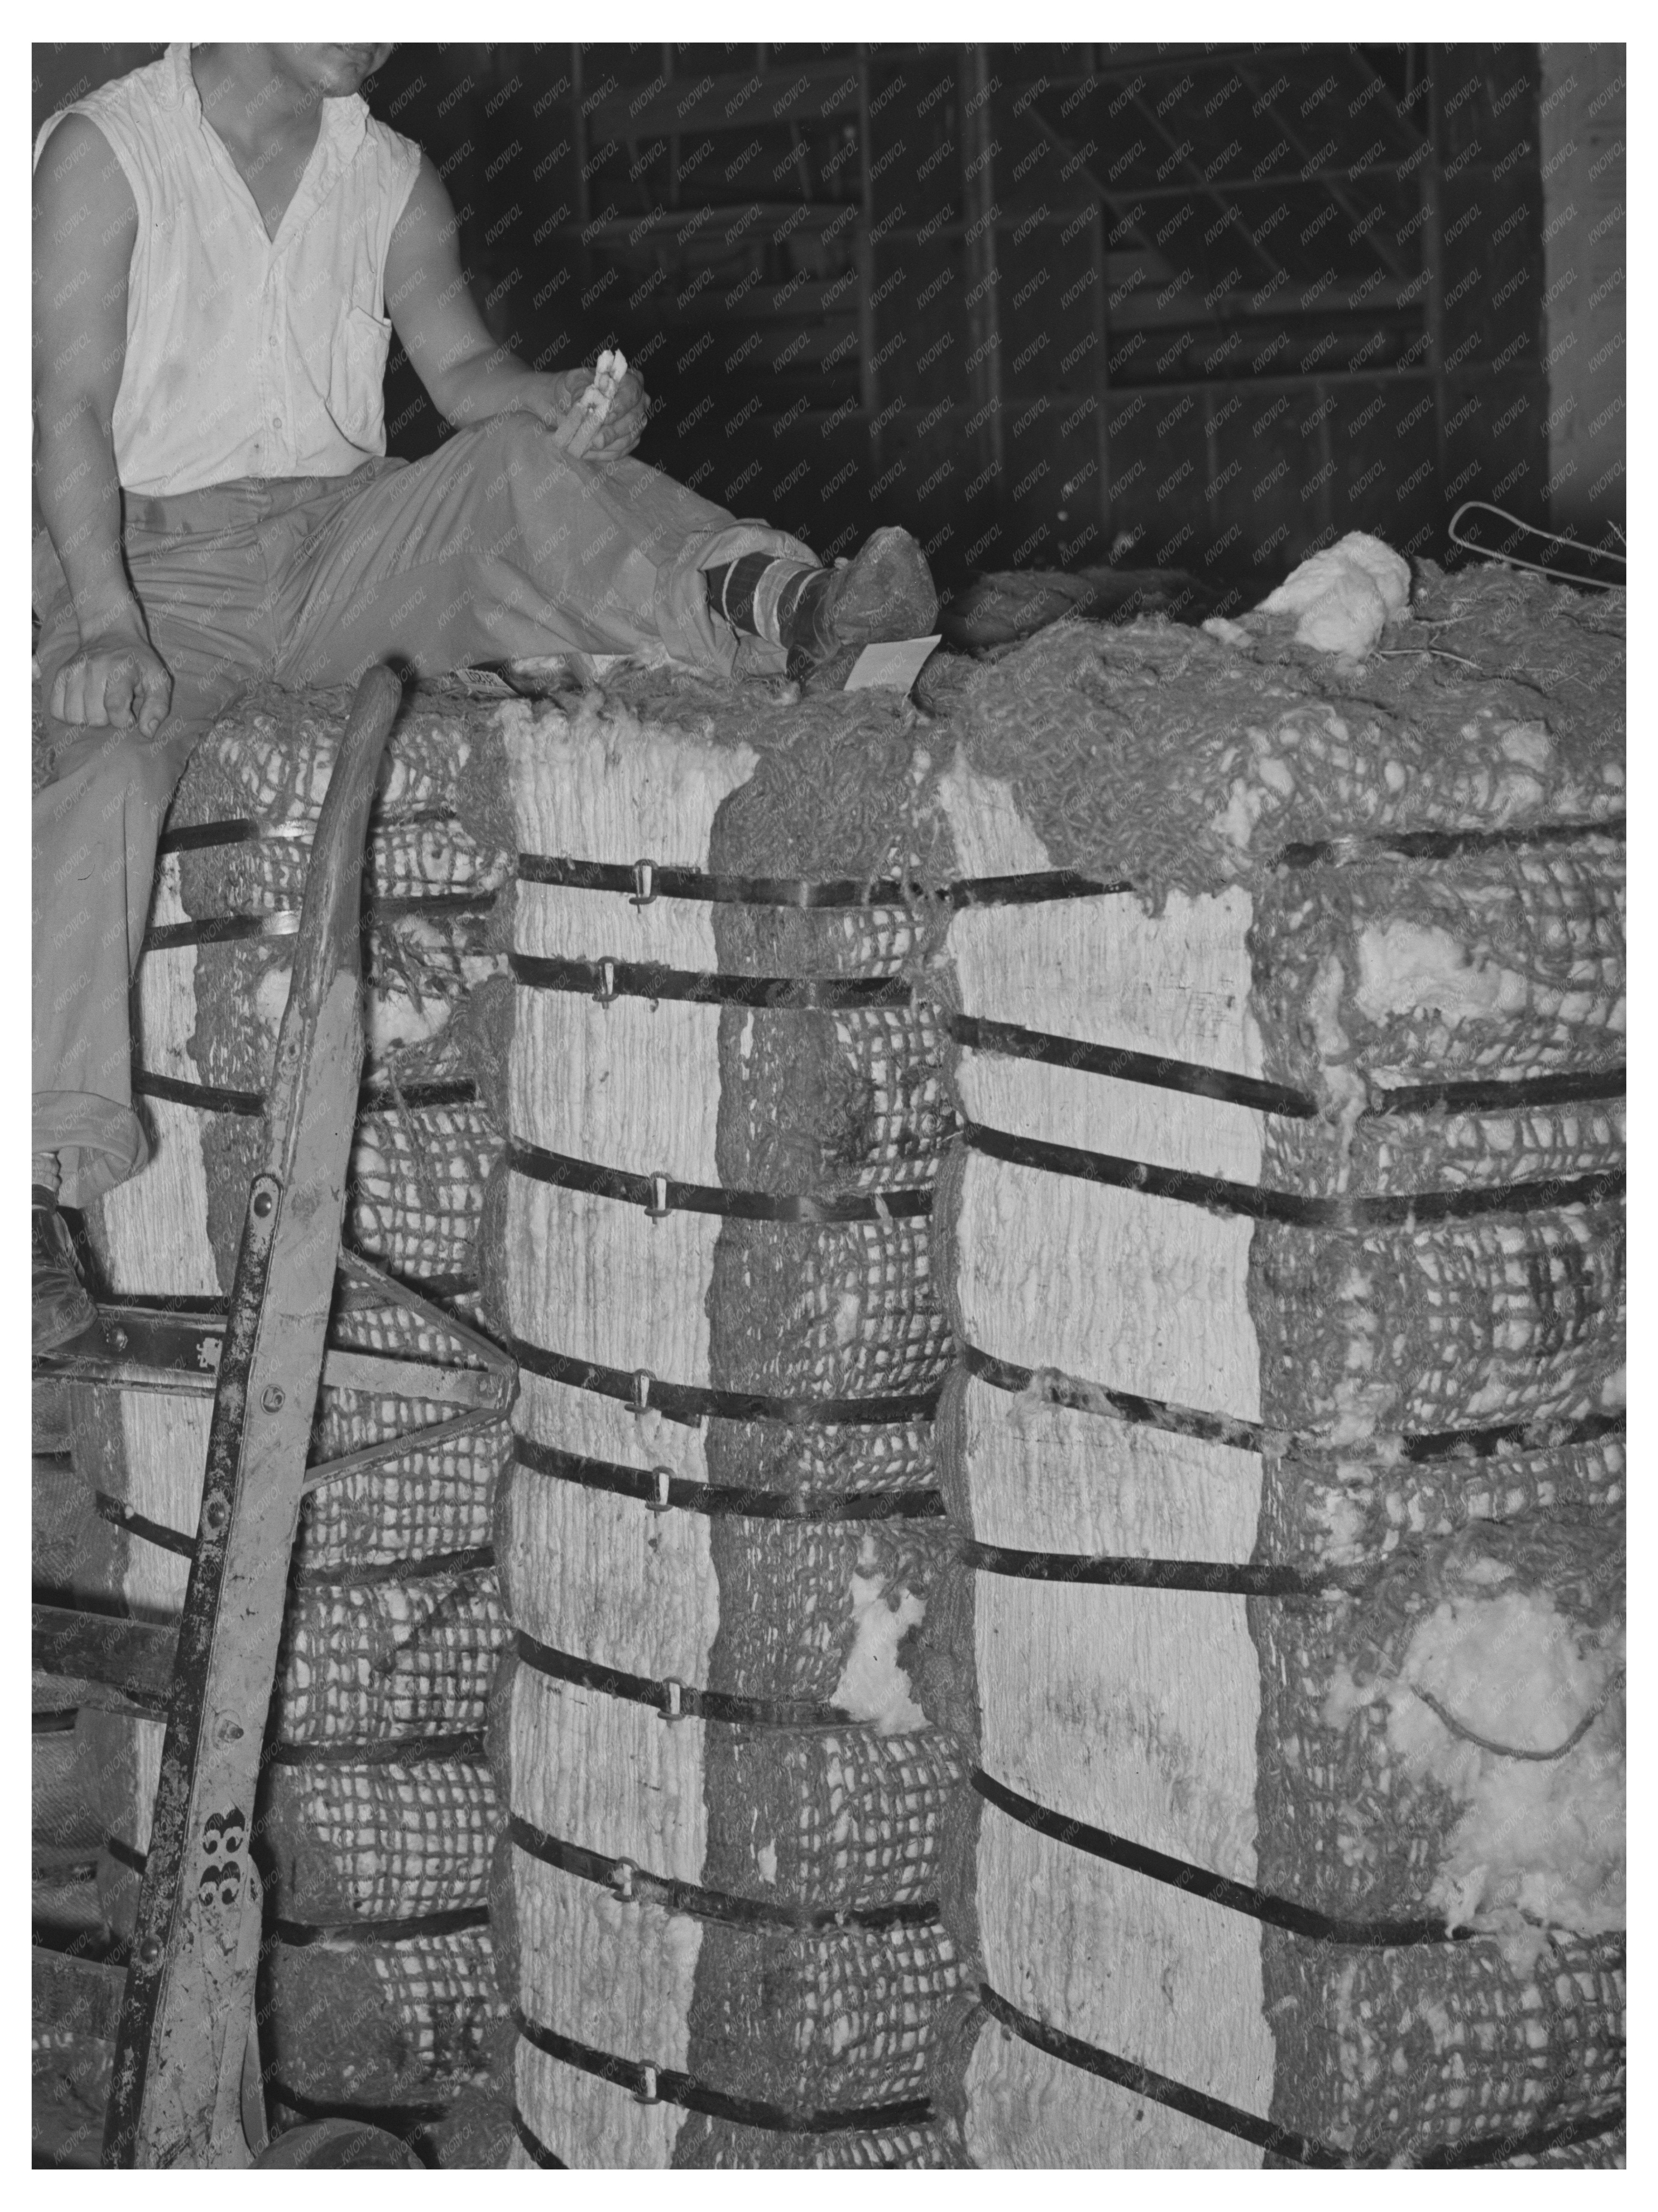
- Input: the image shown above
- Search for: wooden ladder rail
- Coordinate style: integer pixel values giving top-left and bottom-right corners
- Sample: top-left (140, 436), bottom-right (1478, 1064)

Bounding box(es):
top-left (100, 665), bottom-right (403, 2169)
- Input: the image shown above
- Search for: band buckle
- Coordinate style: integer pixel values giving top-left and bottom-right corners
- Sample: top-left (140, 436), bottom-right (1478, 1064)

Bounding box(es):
top-left (630, 859), bottom-right (656, 908)
top-left (594, 957), bottom-right (618, 1005)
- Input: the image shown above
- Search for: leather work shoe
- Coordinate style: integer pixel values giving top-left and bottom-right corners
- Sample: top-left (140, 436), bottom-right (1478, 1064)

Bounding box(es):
top-left (783, 527), bottom-right (939, 668)
top-left (32, 1188), bottom-right (97, 1356)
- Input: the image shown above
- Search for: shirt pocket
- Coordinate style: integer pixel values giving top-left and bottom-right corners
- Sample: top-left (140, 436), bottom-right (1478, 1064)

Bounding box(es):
top-left (326, 305), bottom-right (393, 446)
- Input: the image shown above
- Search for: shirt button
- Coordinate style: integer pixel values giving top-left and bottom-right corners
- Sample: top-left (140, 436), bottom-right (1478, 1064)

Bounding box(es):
top-left (272, 416), bottom-right (284, 431)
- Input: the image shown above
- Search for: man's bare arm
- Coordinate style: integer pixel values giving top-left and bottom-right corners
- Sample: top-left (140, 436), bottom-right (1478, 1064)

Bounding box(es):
top-left (33, 113), bottom-right (170, 732)
top-left (384, 156), bottom-right (647, 458)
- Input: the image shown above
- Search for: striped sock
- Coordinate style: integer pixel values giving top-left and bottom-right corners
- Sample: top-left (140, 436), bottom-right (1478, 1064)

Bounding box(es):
top-left (705, 554), bottom-right (825, 646)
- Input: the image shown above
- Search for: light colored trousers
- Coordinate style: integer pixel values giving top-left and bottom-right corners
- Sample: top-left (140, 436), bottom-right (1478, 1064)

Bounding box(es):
top-left (33, 415), bottom-right (811, 1206)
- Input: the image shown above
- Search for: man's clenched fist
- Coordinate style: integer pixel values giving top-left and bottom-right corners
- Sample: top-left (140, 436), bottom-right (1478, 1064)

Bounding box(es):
top-left (49, 627), bottom-right (173, 735)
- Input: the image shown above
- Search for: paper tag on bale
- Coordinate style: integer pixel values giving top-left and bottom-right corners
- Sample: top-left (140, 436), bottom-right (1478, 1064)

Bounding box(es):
top-left (843, 634), bottom-right (942, 691)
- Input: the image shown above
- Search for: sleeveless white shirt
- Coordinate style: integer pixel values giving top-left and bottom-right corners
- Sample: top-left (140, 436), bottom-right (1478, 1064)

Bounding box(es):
top-left (34, 44), bottom-right (422, 495)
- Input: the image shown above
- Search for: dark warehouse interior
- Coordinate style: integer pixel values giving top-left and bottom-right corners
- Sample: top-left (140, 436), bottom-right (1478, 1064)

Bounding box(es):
top-left (32, 41), bottom-right (1627, 610)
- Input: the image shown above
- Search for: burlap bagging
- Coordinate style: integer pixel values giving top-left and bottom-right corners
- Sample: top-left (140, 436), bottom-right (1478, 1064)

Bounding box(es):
top-left (261, 1919), bottom-right (503, 2107)
top-left (921, 578), bottom-right (1624, 2168)
top-left (272, 1565), bottom-right (506, 1744)
top-left (262, 1753), bottom-right (499, 1925)
top-left (486, 674), bottom-right (968, 2167)
top-left (1262, 1094), bottom-right (1626, 1204)
top-left (1248, 838), bottom-right (1625, 1098)
top-left (1250, 1508), bottom-right (1624, 2160)
top-left (1259, 1934), bottom-right (1625, 2168)
top-left (1245, 832), bottom-right (1625, 1439)
top-left (1249, 1203), bottom-right (1624, 1439)
top-left (293, 1408), bottom-right (509, 1575)
top-left (58, 682), bottom-right (520, 2155)
top-left (133, 679), bottom-right (514, 1298)
top-left (933, 568), bottom-right (1622, 911)
top-left (1255, 1423), bottom-right (1624, 1579)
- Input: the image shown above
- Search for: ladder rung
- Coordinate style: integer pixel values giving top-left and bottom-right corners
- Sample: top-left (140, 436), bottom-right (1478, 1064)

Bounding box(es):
top-left (32, 1606), bottom-right (176, 1716)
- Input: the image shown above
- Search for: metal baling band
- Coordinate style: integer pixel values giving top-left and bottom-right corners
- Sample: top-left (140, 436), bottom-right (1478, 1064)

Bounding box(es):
top-left (156, 819), bottom-right (316, 855)
top-left (508, 950), bottom-right (915, 1010)
top-left (505, 1135), bottom-right (934, 1223)
top-left (1274, 811), bottom-right (1625, 870)
top-left (512, 1434), bottom-right (944, 1521)
top-left (515, 817), bottom-right (1625, 913)
top-left (287, 1545), bottom-right (496, 1588)
top-left (512, 2006), bottom-right (933, 2132)
top-left (152, 810), bottom-right (494, 922)
top-left (131, 1067), bottom-right (265, 1117)
top-left (961, 1340), bottom-right (1627, 1465)
top-left (142, 888), bottom-right (495, 954)
top-left (516, 852), bottom-right (1131, 908)
top-left (949, 1013), bottom-right (1625, 1120)
top-left (975, 1982), bottom-right (1625, 2170)
top-left (272, 1904), bottom-right (491, 1947)
top-left (264, 1730), bottom-right (488, 1767)
top-left (133, 1067), bottom-right (481, 1118)
top-left (504, 1334), bottom-right (941, 1428)
top-left (155, 810), bottom-right (466, 858)
top-left (508, 1812), bottom-right (941, 1933)
top-left (512, 2107), bottom-right (566, 2166)
top-left (961, 1536), bottom-right (1374, 1599)
top-left (971, 1769), bottom-right (1465, 1947)
top-left (951, 1013), bottom-right (1319, 1117)
top-left (1365, 1065), bottom-right (1625, 1116)
top-left (93, 1491), bottom-right (200, 1559)
top-left (514, 1628), bottom-right (852, 1729)
top-left (961, 1118), bottom-right (1625, 1227)
top-left (519, 852), bottom-right (918, 908)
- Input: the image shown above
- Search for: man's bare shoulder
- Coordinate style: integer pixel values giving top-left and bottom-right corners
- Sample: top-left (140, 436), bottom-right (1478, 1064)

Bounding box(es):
top-left (34, 111), bottom-right (138, 244)
top-left (34, 113), bottom-right (138, 397)
top-left (387, 149), bottom-right (453, 242)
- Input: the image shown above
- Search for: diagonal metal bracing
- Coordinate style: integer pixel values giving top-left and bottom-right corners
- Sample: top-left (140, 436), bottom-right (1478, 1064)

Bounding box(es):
top-left (1042, 47), bottom-right (1281, 87)
top-left (1074, 160), bottom-right (1427, 204)
top-left (1232, 60), bottom-right (1412, 280)
top-left (1343, 45), bottom-right (1430, 151)
top-left (1020, 105), bottom-right (1167, 265)
top-left (1122, 85), bottom-right (1295, 288)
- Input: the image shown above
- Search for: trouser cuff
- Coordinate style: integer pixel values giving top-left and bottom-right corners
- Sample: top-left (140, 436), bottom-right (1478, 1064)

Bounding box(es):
top-left (32, 1091), bottom-right (149, 1211)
